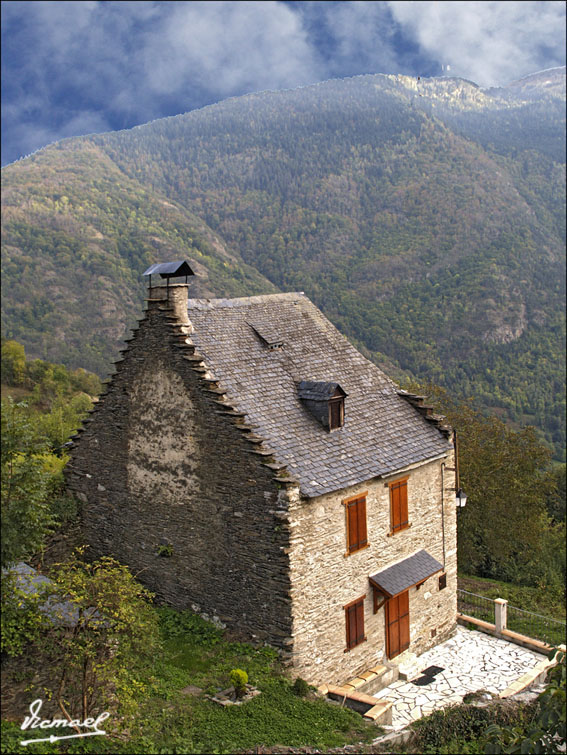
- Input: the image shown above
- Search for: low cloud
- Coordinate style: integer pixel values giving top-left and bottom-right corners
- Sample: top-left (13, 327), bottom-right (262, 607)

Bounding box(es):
top-left (388, 0), bottom-right (566, 86)
top-left (144, 1), bottom-right (322, 97)
top-left (1, 1), bottom-right (565, 165)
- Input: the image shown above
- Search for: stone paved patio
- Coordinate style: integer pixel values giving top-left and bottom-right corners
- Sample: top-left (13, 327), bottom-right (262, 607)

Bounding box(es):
top-left (372, 626), bottom-right (548, 729)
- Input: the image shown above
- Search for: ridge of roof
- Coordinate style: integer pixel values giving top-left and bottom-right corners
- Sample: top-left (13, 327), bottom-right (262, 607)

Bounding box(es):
top-left (188, 292), bottom-right (305, 309)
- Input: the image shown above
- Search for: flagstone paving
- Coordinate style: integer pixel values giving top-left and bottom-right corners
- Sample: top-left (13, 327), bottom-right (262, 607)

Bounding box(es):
top-left (372, 626), bottom-right (548, 729)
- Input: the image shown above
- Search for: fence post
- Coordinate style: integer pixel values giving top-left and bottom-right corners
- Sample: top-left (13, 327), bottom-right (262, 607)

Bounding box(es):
top-left (495, 598), bottom-right (508, 633)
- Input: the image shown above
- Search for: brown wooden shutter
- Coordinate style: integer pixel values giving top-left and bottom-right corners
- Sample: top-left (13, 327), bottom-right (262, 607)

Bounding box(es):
top-left (390, 479), bottom-right (408, 532)
top-left (330, 399), bottom-right (342, 429)
top-left (355, 599), bottom-right (365, 644)
top-left (357, 497), bottom-right (367, 548)
top-left (399, 480), bottom-right (408, 529)
top-left (347, 497), bottom-right (367, 552)
top-left (391, 483), bottom-right (401, 531)
top-left (346, 604), bottom-right (357, 649)
top-left (347, 502), bottom-right (358, 552)
top-left (345, 596), bottom-right (366, 650)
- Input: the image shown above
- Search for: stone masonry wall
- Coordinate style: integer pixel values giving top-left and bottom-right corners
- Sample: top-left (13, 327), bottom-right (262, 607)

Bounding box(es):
top-left (287, 453), bottom-right (457, 685)
top-left (66, 286), bottom-right (293, 649)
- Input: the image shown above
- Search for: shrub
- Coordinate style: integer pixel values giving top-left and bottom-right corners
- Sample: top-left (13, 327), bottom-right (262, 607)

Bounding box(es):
top-left (411, 701), bottom-right (531, 754)
top-left (293, 677), bottom-right (310, 697)
top-left (230, 668), bottom-right (249, 698)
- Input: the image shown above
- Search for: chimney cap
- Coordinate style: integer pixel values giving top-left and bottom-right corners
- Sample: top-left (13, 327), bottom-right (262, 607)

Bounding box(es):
top-left (143, 260), bottom-right (195, 279)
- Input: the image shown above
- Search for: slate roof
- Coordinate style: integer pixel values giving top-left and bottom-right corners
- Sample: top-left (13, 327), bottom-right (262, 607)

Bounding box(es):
top-left (188, 293), bottom-right (451, 498)
top-left (297, 381), bottom-right (346, 401)
top-left (369, 550), bottom-right (444, 597)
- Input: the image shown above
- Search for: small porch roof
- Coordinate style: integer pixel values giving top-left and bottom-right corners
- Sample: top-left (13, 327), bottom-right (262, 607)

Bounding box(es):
top-left (369, 549), bottom-right (443, 598)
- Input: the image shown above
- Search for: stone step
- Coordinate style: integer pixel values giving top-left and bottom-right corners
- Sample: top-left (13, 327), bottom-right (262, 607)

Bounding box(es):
top-left (324, 685), bottom-right (393, 725)
top-left (364, 701), bottom-right (393, 725)
top-left (327, 684), bottom-right (379, 706)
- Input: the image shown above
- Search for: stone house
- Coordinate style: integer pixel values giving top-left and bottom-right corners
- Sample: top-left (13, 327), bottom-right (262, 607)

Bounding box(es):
top-left (67, 271), bottom-right (458, 685)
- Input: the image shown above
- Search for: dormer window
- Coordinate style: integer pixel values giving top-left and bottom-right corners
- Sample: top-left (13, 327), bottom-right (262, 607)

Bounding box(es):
top-left (297, 381), bottom-right (346, 431)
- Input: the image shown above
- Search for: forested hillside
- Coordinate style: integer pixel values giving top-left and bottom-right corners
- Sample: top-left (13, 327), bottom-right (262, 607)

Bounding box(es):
top-left (1, 69), bottom-right (565, 458)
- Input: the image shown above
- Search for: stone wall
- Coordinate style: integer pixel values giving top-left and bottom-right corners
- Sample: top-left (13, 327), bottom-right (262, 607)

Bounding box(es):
top-left (287, 454), bottom-right (457, 684)
top-left (66, 285), bottom-right (293, 648)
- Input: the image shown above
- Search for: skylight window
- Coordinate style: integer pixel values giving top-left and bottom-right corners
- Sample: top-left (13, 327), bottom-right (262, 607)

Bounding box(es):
top-left (247, 320), bottom-right (284, 349)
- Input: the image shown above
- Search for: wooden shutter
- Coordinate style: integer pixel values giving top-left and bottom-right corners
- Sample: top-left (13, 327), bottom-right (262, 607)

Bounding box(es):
top-left (355, 599), bottom-right (365, 645)
top-left (390, 479), bottom-right (408, 533)
top-left (358, 498), bottom-right (367, 548)
top-left (347, 501), bottom-right (359, 552)
top-left (346, 496), bottom-right (367, 553)
top-left (345, 596), bottom-right (365, 650)
top-left (329, 398), bottom-right (343, 429)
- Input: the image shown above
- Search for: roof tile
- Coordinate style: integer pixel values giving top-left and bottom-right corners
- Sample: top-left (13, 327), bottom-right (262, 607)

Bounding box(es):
top-left (188, 293), bottom-right (450, 497)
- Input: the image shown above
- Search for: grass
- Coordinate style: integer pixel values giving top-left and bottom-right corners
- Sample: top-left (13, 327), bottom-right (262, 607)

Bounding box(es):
top-left (1, 607), bottom-right (377, 754)
top-left (458, 573), bottom-right (566, 621)
top-left (458, 572), bottom-right (566, 646)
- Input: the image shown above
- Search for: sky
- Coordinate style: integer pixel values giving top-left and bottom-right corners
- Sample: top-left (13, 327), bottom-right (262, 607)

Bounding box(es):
top-left (1, 0), bottom-right (565, 166)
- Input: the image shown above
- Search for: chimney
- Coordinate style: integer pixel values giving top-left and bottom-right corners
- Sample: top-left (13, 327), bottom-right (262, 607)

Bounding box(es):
top-left (142, 260), bottom-right (195, 326)
top-left (148, 283), bottom-right (191, 326)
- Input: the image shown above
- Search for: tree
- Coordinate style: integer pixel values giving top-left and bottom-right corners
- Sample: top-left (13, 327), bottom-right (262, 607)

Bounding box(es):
top-left (41, 550), bottom-right (160, 723)
top-left (1, 399), bottom-right (54, 568)
top-left (405, 383), bottom-right (554, 584)
top-left (1, 339), bottom-right (27, 386)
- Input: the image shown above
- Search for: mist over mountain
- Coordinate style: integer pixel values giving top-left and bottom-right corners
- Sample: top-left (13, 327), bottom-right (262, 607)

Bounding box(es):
top-left (2, 69), bottom-right (565, 458)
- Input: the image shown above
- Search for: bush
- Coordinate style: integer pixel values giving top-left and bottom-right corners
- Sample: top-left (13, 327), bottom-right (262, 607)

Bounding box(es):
top-left (293, 677), bottom-right (310, 697)
top-left (230, 668), bottom-right (249, 698)
top-left (411, 702), bottom-right (531, 754)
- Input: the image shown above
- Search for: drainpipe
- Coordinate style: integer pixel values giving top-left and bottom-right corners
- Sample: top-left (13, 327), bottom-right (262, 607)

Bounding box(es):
top-left (440, 462), bottom-right (446, 569)
top-left (454, 430), bottom-right (460, 491)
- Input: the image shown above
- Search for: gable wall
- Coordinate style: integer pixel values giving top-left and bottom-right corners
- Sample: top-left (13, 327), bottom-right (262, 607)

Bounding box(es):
top-left (287, 454), bottom-right (457, 684)
top-left (67, 294), bottom-right (293, 648)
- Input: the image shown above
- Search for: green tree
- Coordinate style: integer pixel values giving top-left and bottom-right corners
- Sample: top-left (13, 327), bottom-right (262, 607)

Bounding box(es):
top-left (407, 384), bottom-right (554, 584)
top-left (1, 339), bottom-right (27, 386)
top-left (1, 571), bottom-right (47, 657)
top-left (1, 399), bottom-right (54, 568)
top-left (546, 464), bottom-right (566, 523)
top-left (42, 550), bottom-right (160, 722)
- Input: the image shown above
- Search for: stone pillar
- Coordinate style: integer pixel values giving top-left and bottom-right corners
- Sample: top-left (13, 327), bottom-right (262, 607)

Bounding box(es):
top-left (494, 598), bottom-right (508, 633)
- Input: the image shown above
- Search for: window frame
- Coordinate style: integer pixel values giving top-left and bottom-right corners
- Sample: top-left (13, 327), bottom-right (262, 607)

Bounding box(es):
top-left (343, 492), bottom-right (369, 556)
top-left (388, 477), bottom-right (410, 535)
top-left (344, 595), bottom-right (366, 651)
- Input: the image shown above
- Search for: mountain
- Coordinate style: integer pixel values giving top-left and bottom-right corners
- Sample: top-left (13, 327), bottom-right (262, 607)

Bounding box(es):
top-left (1, 69), bottom-right (565, 459)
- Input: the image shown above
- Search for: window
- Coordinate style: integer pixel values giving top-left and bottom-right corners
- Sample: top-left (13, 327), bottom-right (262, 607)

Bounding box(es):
top-left (389, 477), bottom-right (409, 534)
top-left (329, 396), bottom-right (344, 430)
top-left (344, 596), bottom-right (366, 650)
top-left (343, 493), bottom-right (368, 554)
top-left (438, 574), bottom-right (447, 591)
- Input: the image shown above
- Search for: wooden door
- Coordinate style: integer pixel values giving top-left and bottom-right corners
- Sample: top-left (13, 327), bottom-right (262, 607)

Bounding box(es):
top-left (386, 591), bottom-right (410, 659)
